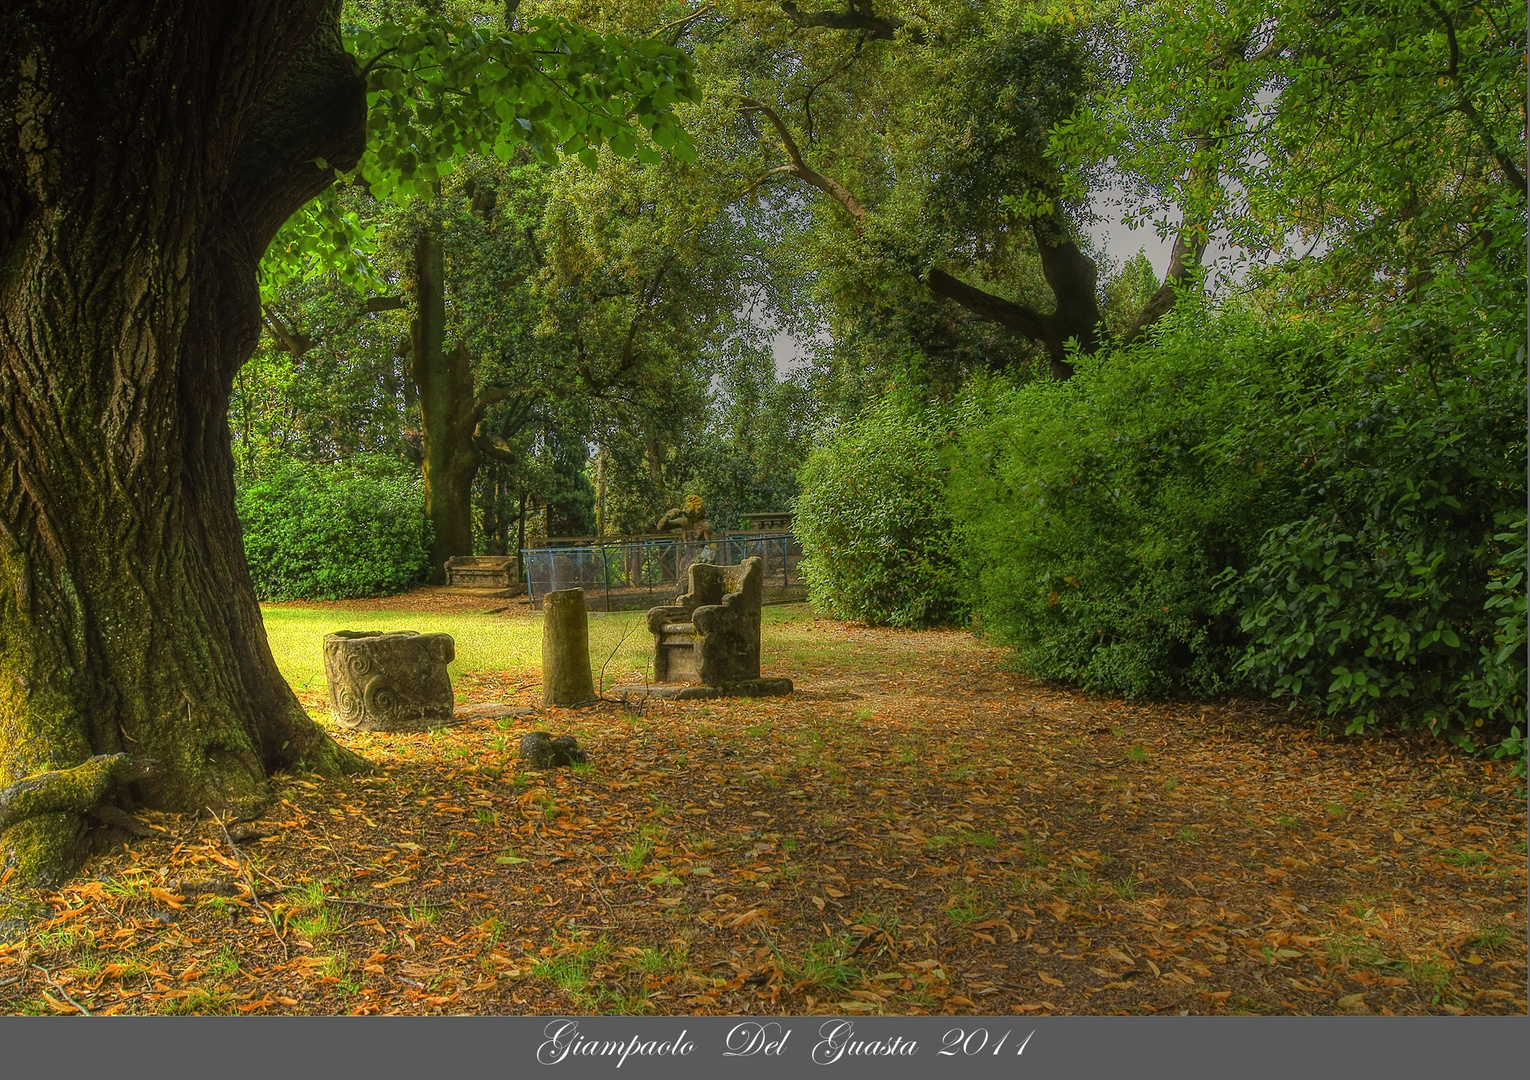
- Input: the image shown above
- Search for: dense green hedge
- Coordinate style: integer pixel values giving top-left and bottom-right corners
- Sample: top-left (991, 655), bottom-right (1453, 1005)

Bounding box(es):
top-left (237, 458), bottom-right (431, 600)
top-left (796, 273), bottom-right (1525, 764)
top-left (1228, 278), bottom-right (1526, 747)
top-left (951, 309), bottom-right (1314, 697)
top-left (794, 401), bottom-right (967, 628)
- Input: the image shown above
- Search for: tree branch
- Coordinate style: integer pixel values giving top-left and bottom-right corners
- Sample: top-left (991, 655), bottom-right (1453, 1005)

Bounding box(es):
top-left (800, 39), bottom-right (866, 144)
top-left (735, 93), bottom-right (1089, 376)
top-left (474, 385), bottom-right (514, 422)
top-left (1120, 223), bottom-right (1209, 344)
top-left (473, 429), bottom-right (521, 465)
top-left (648, 3), bottom-right (712, 44)
top-left (1426, 0), bottom-right (1526, 198)
top-left (925, 270), bottom-right (1051, 344)
top-left (738, 97), bottom-right (867, 226)
top-left (739, 164), bottom-right (798, 202)
top-left (261, 305), bottom-right (313, 356)
top-left (264, 295), bottom-right (403, 358)
top-left (1123, 56), bottom-right (1241, 344)
top-left (779, 1), bottom-right (923, 43)
top-left (524, 225), bottom-right (546, 267)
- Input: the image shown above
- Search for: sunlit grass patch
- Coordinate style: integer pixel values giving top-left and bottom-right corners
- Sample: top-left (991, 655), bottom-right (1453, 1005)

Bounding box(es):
top-left (1324, 932), bottom-right (1454, 1001)
top-left (531, 935), bottom-right (615, 1004)
top-left (780, 933), bottom-right (861, 994)
top-left (260, 601), bottom-right (829, 697)
top-left (286, 881), bottom-right (336, 940)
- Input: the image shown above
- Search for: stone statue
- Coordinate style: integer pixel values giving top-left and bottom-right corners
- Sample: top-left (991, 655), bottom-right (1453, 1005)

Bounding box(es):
top-left (655, 494), bottom-right (715, 543)
top-left (628, 556), bottom-right (792, 701)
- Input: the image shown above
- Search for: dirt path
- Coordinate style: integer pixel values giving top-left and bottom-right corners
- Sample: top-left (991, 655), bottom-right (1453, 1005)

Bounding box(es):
top-left (2, 618), bottom-right (1524, 1016)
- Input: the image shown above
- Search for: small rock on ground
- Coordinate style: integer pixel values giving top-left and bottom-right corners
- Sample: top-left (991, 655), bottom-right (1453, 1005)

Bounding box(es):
top-left (518, 732), bottom-right (588, 769)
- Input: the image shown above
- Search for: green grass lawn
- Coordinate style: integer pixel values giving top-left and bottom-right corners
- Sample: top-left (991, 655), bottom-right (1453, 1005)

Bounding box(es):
top-left (259, 606), bottom-right (654, 695)
top-left (258, 601), bottom-right (945, 698)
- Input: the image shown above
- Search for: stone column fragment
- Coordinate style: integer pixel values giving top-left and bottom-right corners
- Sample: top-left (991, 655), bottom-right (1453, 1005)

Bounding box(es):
top-left (541, 589), bottom-right (596, 707)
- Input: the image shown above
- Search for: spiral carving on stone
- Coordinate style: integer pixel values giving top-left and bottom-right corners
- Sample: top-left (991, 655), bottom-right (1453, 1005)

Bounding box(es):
top-left (332, 682), bottom-right (365, 727)
top-left (323, 630), bottom-right (456, 732)
top-left (365, 679), bottom-right (406, 724)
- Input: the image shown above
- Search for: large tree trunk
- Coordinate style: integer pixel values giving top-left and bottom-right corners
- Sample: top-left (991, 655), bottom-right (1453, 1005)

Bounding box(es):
top-left (0, 0), bottom-right (368, 884)
top-left (409, 228), bottom-right (485, 583)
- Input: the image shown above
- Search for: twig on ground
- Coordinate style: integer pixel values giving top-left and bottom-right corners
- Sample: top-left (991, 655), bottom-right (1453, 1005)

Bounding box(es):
top-left (325, 897), bottom-right (404, 911)
top-left (583, 852), bottom-right (619, 913)
top-left (598, 616), bottom-right (643, 698)
top-left (251, 863), bottom-right (287, 889)
top-left (316, 821), bottom-right (372, 874)
top-left (211, 809), bottom-right (288, 962)
top-left (33, 964), bottom-right (90, 1015)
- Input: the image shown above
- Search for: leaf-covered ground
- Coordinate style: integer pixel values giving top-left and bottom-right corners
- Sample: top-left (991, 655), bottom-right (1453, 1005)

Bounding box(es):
top-left (2, 602), bottom-right (1524, 1016)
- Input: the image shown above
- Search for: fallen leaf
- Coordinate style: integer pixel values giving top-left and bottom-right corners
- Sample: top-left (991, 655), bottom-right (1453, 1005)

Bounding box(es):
top-left (830, 1000), bottom-right (879, 1012)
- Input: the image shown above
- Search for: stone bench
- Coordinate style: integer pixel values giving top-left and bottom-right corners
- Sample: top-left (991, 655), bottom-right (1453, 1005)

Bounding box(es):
top-left (629, 557), bottom-right (792, 701)
top-left (443, 555), bottom-right (523, 597)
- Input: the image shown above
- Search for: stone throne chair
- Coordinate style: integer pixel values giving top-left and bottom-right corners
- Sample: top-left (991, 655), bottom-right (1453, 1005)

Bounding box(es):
top-left (640, 557), bottom-right (791, 698)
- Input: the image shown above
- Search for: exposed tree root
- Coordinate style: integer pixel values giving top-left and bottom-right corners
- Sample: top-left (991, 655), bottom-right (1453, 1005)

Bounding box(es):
top-left (0, 755), bottom-right (156, 835)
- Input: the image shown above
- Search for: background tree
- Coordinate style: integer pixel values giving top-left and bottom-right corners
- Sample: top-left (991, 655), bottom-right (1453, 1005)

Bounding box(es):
top-left (669, 1), bottom-right (1177, 380)
top-left (1050, 0), bottom-right (1526, 309)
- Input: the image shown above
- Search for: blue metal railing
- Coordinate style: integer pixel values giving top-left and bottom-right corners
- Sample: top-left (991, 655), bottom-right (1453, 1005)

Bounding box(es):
top-left (521, 532), bottom-right (803, 611)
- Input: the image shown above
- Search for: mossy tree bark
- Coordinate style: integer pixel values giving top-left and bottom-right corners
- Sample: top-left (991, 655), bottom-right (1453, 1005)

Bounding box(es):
top-left (0, 0), bottom-right (369, 884)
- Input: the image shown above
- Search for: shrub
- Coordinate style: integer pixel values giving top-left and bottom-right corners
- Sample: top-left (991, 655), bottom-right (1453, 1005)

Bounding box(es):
top-left (950, 307), bottom-right (1314, 697)
top-left (1230, 271), bottom-right (1526, 752)
top-left (794, 401), bottom-right (966, 627)
top-left (237, 458), bottom-right (430, 600)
